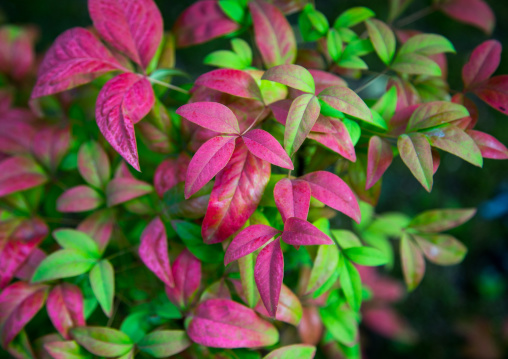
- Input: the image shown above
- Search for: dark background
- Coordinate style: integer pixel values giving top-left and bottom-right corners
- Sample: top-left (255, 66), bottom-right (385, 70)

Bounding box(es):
top-left (1, 0), bottom-right (507, 358)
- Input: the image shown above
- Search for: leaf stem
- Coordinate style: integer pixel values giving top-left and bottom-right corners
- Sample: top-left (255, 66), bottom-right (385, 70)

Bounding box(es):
top-left (354, 69), bottom-right (389, 94)
top-left (148, 78), bottom-right (189, 94)
top-left (395, 6), bottom-right (436, 28)
top-left (241, 108), bottom-right (267, 135)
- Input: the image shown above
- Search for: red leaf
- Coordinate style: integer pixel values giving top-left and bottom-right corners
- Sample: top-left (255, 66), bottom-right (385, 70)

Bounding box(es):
top-left (301, 171), bottom-right (361, 223)
top-left (254, 239), bottom-right (284, 318)
top-left (0, 282), bottom-right (48, 347)
top-left (474, 76), bottom-right (508, 115)
top-left (202, 138), bottom-right (270, 244)
top-left (0, 26), bottom-right (35, 80)
top-left (309, 69), bottom-right (348, 95)
top-left (467, 130), bottom-right (508, 159)
top-left (307, 119), bottom-right (356, 161)
top-left (281, 218), bottom-right (333, 246)
top-left (0, 156), bottom-right (47, 198)
top-left (451, 93), bottom-right (479, 129)
top-left (154, 154), bottom-right (190, 197)
top-left (89, 0), bottom-right (163, 68)
top-left (249, 0), bottom-right (297, 68)
top-left (432, 148), bottom-right (441, 174)
top-left (0, 120), bottom-right (35, 155)
top-left (243, 129), bottom-right (294, 169)
top-left (32, 127), bottom-right (70, 173)
top-left (56, 185), bottom-right (104, 213)
top-left (96, 73), bottom-right (155, 171)
top-left (194, 69), bottom-right (262, 101)
top-left (77, 209), bottom-right (115, 253)
top-left (31, 28), bottom-right (126, 98)
top-left (176, 101), bottom-right (241, 134)
top-left (224, 225), bottom-right (281, 265)
top-left (439, 0), bottom-right (495, 35)
top-left (173, 1), bottom-right (239, 48)
top-left (274, 178), bottom-right (311, 222)
top-left (462, 40), bottom-right (501, 90)
top-left (255, 284), bottom-right (303, 326)
top-left (106, 177), bottom-right (153, 206)
top-left (185, 136), bottom-right (237, 199)
top-left (187, 298), bottom-right (279, 348)
top-left (366, 136), bottom-right (393, 190)
top-left (47, 283), bottom-right (85, 339)
top-left (165, 249), bottom-right (201, 309)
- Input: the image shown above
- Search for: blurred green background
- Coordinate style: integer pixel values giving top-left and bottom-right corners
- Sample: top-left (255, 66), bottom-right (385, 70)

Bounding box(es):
top-left (1, 0), bottom-right (507, 358)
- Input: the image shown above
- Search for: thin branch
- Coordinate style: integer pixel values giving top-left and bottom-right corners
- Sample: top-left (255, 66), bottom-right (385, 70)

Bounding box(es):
top-left (241, 108), bottom-right (267, 135)
top-left (354, 69), bottom-right (389, 94)
top-left (149, 78), bottom-right (189, 94)
top-left (395, 6), bottom-right (436, 28)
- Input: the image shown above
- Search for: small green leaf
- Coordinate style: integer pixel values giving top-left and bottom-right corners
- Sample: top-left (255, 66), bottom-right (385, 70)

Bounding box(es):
top-left (372, 85), bottom-right (397, 121)
top-left (239, 253), bottom-right (260, 308)
top-left (413, 233), bottom-right (467, 265)
top-left (263, 344), bottom-right (316, 359)
top-left (262, 64), bottom-right (315, 94)
top-left (319, 304), bottom-right (358, 346)
top-left (407, 101), bottom-right (470, 132)
top-left (172, 220), bottom-right (224, 263)
top-left (342, 39), bottom-right (374, 58)
top-left (231, 38), bottom-right (252, 66)
top-left (318, 86), bottom-right (373, 125)
top-left (365, 19), bottom-right (396, 65)
top-left (408, 208), bottom-right (476, 233)
top-left (138, 330), bottom-right (191, 358)
top-left (334, 7), bottom-right (375, 28)
top-left (218, 0), bottom-right (245, 23)
top-left (32, 249), bottom-right (97, 283)
top-left (332, 229), bottom-right (362, 249)
top-left (306, 243), bottom-right (339, 294)
top-left (337, 27), bottom-right (359, 43)
top-left (339, 256), bottom-right (362, 311)
top-left (327, 29), bottom-right (342, 62)
top-left (400, 233), bottom-right (425, 291)
top-left (71, 327), bottom-right (133, 358)
top-left (399, 34), bottom-right (455, 56)
top-left (53, 229), bottom-right (100, 258)
top-left (343, 246), bottom-right (388, 266)
top-left (391, 53), bottom-right (442, 76)
top-left (89, 260), bottom-right (115, 317)
top-left (44, 340), bottom-right (93, 359)
top-left (120, 311), bottom-right (152, 343)
top-left (299, 4), bottom-right (329, 42)
top-left (343, 119), bottom-right (361, 145)
top-left (204, 50), bottom-right (246, 69)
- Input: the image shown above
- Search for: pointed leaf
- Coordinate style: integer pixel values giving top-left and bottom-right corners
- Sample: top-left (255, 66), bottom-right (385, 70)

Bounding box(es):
top-left (318, 86), bottom-right (374, 125)
top-left (366, 19), bottom-right (396, 65)
top-left (281, 218), bottom-right (333, 246)
top-left (474, 75), bottom-right (508, 115)
top-left (238, 253), bottom-right (259, 308)
top-left (413, 233), bottom-right (467, 265)
top-left (467, 130), bottom-right (508, 159)
top-left (339, 256), bottom-right (362, 311)
top-left (171, 220), bottom-right (224, 264)
top-left (462, 40), bottom-right (501, 89)
top-left (154, 154), bottom-right (190, 197)
top-left (195, 69), bottom-right (262, 101)
top-left (334, 7), bottom-right (375, 28)
top-left (391, 53), bottom-right (442, 76)
top-left (408, 208), bottom-right (476, 233)
top-left (274, 178), bottom-right (311, 222)
top-left (53, 229), bottom-right (100, 258)
top-left (306, 244), bottom-right (340, 294)
top-left (165, 249), bottom-right (201, 309)
top-left (89, 260), bottom-right (115, 317)
top-left (398, 34), bottom-right (455, 56)
top-left (243, 129), bottom-right (293, 169)
top-left (319, 305), bottom-right (357, 346)
top-left (138, 330), bottom-right (191, 358)
top-left (263, 344), bottom-right (315, 359)
top-left (255, 284), bottom-right (302, 326)
top-left (407, 101), bottom-right (470, 132)
top-left (254, 239), bottom-right (284, 318)
top-left (398, 133), bottom-right (433, 192)
top-left (106, 177), bottom-right (153, 206)
top-left (400, 233), bottom-right (425, 291)
top-left (56, 186), bottom-right (104, 213)
top-left (439, 0), bottom-right (495, 35)
top-left (32, 126), bottom-right (70, 172)
top-left (308, 119), bottom-right (356, 161)
top-left (70, 326), bottom-right (133, 357)
top-left (0, 156), bottom-right (47, 198)
top-left (225, 225), bottom-right (280, 265)
top-left (176, 102), bottom-right (240, 134)
top-left (78, 141), bottom-right (110, 189)
top-left (78, 209), bottom-right (115, 253)
top-left (44, 340), bottom-right (92, 359)
top-left (285, 94), bottom-right (321, 155)
top-left (31, 250), bottom-right (97, 283)
top-left (47, 284), bottom-right (85, 339)
top-left (262, 65), bottom-right (315, 94)
top-left (366, 136), bottom-right (393, 190)
top-left (343, 247), bottom-right (388, 266)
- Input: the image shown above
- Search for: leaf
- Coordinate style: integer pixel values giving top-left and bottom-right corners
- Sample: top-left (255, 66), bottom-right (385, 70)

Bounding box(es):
top-left (106, 177), bottom-right (153, 206)
top-left (274, 178), bottom-right (311, 222)
top-left (194, 69), bottom-right (262, 101)
top-left (301, 171), bottom-right (361, 223)
top-left (31, 28), bottom-right (126, 98)
top-left (204, 50), bottom-right (245, 69)
top-left (281, 218), bottom-right (333, 246)
top-left (413, 233), bottom-right (467, 265)
top-left (261, 65), bottom-right (315, 94)
top-left (327, 29), bottom-right (342, 62)
top-left (0, 282), bottom-right (48, 347)
top-left (47, 283), bottom-right (85, 339)
top-left (177, 102), bottom-right (240, 135)
top-left (171, 220), bottom-right (224, 263)
top-left (467, 130), bottom-right (508, 159)
top-left (32, 126), bottom-right (70, 172)
top-left (238, 253), bottom-right (259, 308)
top-left (366, 136), bottom-right (393, 190)
top-left (53, 229), bottom-right (100, 258)
top-left (407, 101), bottom-right (469, 132)
top-left (165, 249), bottom-right (201, 309)
top-left (95, 73), bottom-right (155, 171)
top-left (365, 19), bottom-right (396, 65)
top-left (202, 138), bottom-right (270, 244)
top-left (391, 53), bottom-right (442, 77)
top-left (263, 344), bottom-right (316, 359)
top-left (71, 326), bottom-right (133, 357)
top-left (187, 298), bottom-right (279, 348)
top-left (254, 284), bottom-right (302, 325)
top-left (339, 256), bottom-right (362, 311)
top-left (400, 233), bottom-right (425, 291)
top-left (308, 119), bottom-right (356, 162)
top-left (474, 75), bottom-right (508, 115)
top-left (78, 141), bottom-right (111, 189)
top-left (249, 0), bottom-right (297, 68)
top-left (398, 133), bottom-right (433, 192)
top-left (232, 38), bottom-right (252, 65)
top-left (0, 156), bottom-right (47, 198)
top-left (319, 305), bottom-right (357, 346)
top-left (154, 154), bottom-right (190, 197)
top-left (139, 217), bottom-right (173, 287)
top-left (31, 250), bottom-right (97, 283)
top-left (44, 340), bottom-right (93, 359)
top-left (306, 244), bottom-right (339, 294)
top-left (56, 186), bottom-right (104, 213)
top-left (88, 0), bottom-right (163, 68)
top-left (254, 239), bottom-right (284, 318)
top-left (334, 7), bottom-right (375, 28)
top-left (224, 225), bottom-right (280, 265)
top-left (439, 0), bottom-right (495, 35)
top-left (298, 4), bottom-right (329, 42)
top-left (408, 208), bottom-right (476, 233)
top-left (398, 34), bottom-right (455, 56)
top-left (185, 136), bottom-right (237, 198)
top-left (332, 229), bottom-right (362, 249)
top-left (317, 86), bottom-right (374, 126)
top-left (343, 247), bottom-right (388, 266)
top-left (285, 94), bottom-right (321, 155)
top-left (462, 40), bottom-right (501, 89)
top-left (243, 129), bottom-right (294, 169)
top-left (163, 183), bottom-right (210, 219)
top-left (173, 0), bottom-right (239, 47)
top-left (138, 330), bottom-right (191, 358)
top-left (77, 209), bottom-right (115, 253)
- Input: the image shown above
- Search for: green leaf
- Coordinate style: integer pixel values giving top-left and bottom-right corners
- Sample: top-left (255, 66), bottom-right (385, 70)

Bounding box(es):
top-left (408, 208), bottom-right (476, 233)
top-left (343, 119), bottom-right (361, 145)
top-left (263, 344), bottom-right (316, 359)
top-left (332, 230), bottom-right (362, 249)
top-left (407, 101), bottom-right (470, 132)
top-left (218, 0), bottom-right (245, 23)
top-left (44, 340), bottom-right (93, 359)
top-left (319, 304), bottom-right (358, 346)
top-left (398, 133), bottom-right (433, 192)
top-left (284, 94), bottom-right (321, 155)
top-left (337, 28), bottom-right (359, 43)
top-left (365, 19), bottom-right (396, 65)
top-left (341, 39), bottom-right (374, 58)
top-left (138, 330), bottom-right (191, 358)
top-left (261, 64), bottom-right (315, 94)
top-left (367, 212), bottom-right (411, 237)
top-left (413, 233), bottom-right (467, 265)
top-left (231, 38), bottom-right (252, 66)
top-left (172, 220), bottom-right (224, 263)
top-left (361, 231), bottom-right (394, 269)
top-left (399, 34), bottom-right (455, 56)
top-left (318, 86), bottom-right (373, 125)
top-left (120, 311), bottom-right (152, 343)
top-left (32, 249), bottom-right (97, 283)
top-left (53, 229), bottom-right (100, 258)
top-left (391, 53), bottom-right (442, 76)
top-left (327, 29), bottom-right (342, 62)
top-left (306, 244), bottom-right (339, 294)
top-left (71, 327), bottom-right (133, 358)
top-left (372, 85), bottom-right (397, 121)
top-left (400, 233), bottom-right (425, 291)
top-left (299, 4), bottom-right (329, 42)
top-left (239, 253), bottom-right (260, 307)
top-left (334, 7), bottom-right (375, 28)
top-left (343, 246), bottom-right (388, 266)
top-left (89, 260), bottom-right (115, 317)
top-left (204, 50), bottom-right (246, 69)
top-left (339, 256), bottom-right (362, 311)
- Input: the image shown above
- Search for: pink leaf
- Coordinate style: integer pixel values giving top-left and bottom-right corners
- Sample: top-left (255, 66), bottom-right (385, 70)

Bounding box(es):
top-left (185, 136), bottom-right (237, 199)
top-left (187, 298), bottom-right (279, 348)
top-left (32, 127), bottom-right (70, 173)
top-left (366, 136), bottom-right (393, 190)
top-left (474, 76), bottom-right (508, 115)
top-left (0, 156), bottom-right (47, 198)
top-left (249, 0), bottom-right (297, 68)
top-left (270, 100), bottom-right (336, 133)
top-left (56, 185), bottom-right (104, 213)
top-left (462, 40), bottom-right (501, 90)
top-left (47, 283), bottom-right (85, 339)
top-left (165, 249), bottom-right (201, 309)
top-left (173, 0), bottom-right (239, 48)
top-left (0, 120), bottom-right (35, 155)
top-left (154, 154), bottom-right (190, 197)
top-left (307, 119), bottom-right (356, 161)
top-left (274, 178), bottom-right (311, 222)
top-left (77, 209), bottom-right (115, 253)
top-left (106, 177), bottom-right (153, 206)
top-left (301, 171), bottom-right (361, 223)
top-left (31, 28), bottom-right (126, 98)
top-left (0, 282), bottom-right (48, 347)
top-left (467, 130), bottom-right (508, 159)
top-left (255, 284), bottom-right (303, 326)
top-left (176, 102), bottom-right (241, 134)
top-left (254, 239), bottom-right (284, 318)
top-left (224, 225), bottom-right (281, 265)
top-left (439, 0), bottom-right (495, 35)
top-left (96, 73), bottom-right (155, 171)
top-left (243, 129), bottom-right (294, 169)
top-left (298, 306), bottom-right (323, 345)
top-left (139, 217), bottom-right (174, 287)
top-left (89, 0), bottom-right (163, 68)
top-left (202, 138), bottom-right (270, 244)
top-left (0, 26), bottom-right (35, 80)
top-left (194, 69), bottom-right (262, 101)
top-left (281, 218), bottom-right (333, 246)
top-left (309, 69), bottom-right (348, 94)
top-left (14, 248), bottom-right (46, 281)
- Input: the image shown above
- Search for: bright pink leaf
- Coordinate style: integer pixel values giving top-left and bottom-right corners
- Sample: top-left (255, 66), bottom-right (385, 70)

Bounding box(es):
top-left (301, 171), bottom-right (361, 223)
top-left (0, 156), bottom-right (47, 198)
top-left (154, 154), bottom-right (190, 197)
top-left (194, 69), bottom-right (262, 101)
top-left (243, 129), bottom-right (293, 169)
top-left (467, 130), bottom-right (508, 159)
top-left (172, 1), bottom-right (239, 48)
top-left (224, 225), bottom-right (281, 265)
top-left (439, 0), bottom-right (495, 35)
top-left (202, 138), bottom-right (270, 244)
top-left (32, 127), bottom-right (70, 173)
top-left (462, 40), bottom-right (501, 89)
top-left (185, 135), bottom-right (237, 199)
top-left (281, 217), bottom-right (333, 246)
top-left (165, 249), bottom-right (201, 309)
top-left (106, 177), bottom-right (153, 207)
top-left (366, 136), bottom-right (393, 190)
top-left (96, 73), bottom-right (155, 171)
top-left (47, 283), bottom-right (85, 339)
top-left (249, 0), bottom-right (297, 68)
top-left (176, 102), bottom-right (240, 134)
top-left (307, 119), bottom-right (356, 161)
top-left (77, 209), bottom-right (115, 253)
top-left (56, 185), bottom-right (104, 213)
top-left (254, 239), bottom-right (284, 318)
top-left (31, 28), bottom-right (126, 98)
top-left (187, 298), bottom-right (279, 348)
top-left (274, 178), bottom-right (311, 222)
top-left (474, 76), bottom-right (508, 115)
top-left (89, 0), bottom-right (163, 68)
